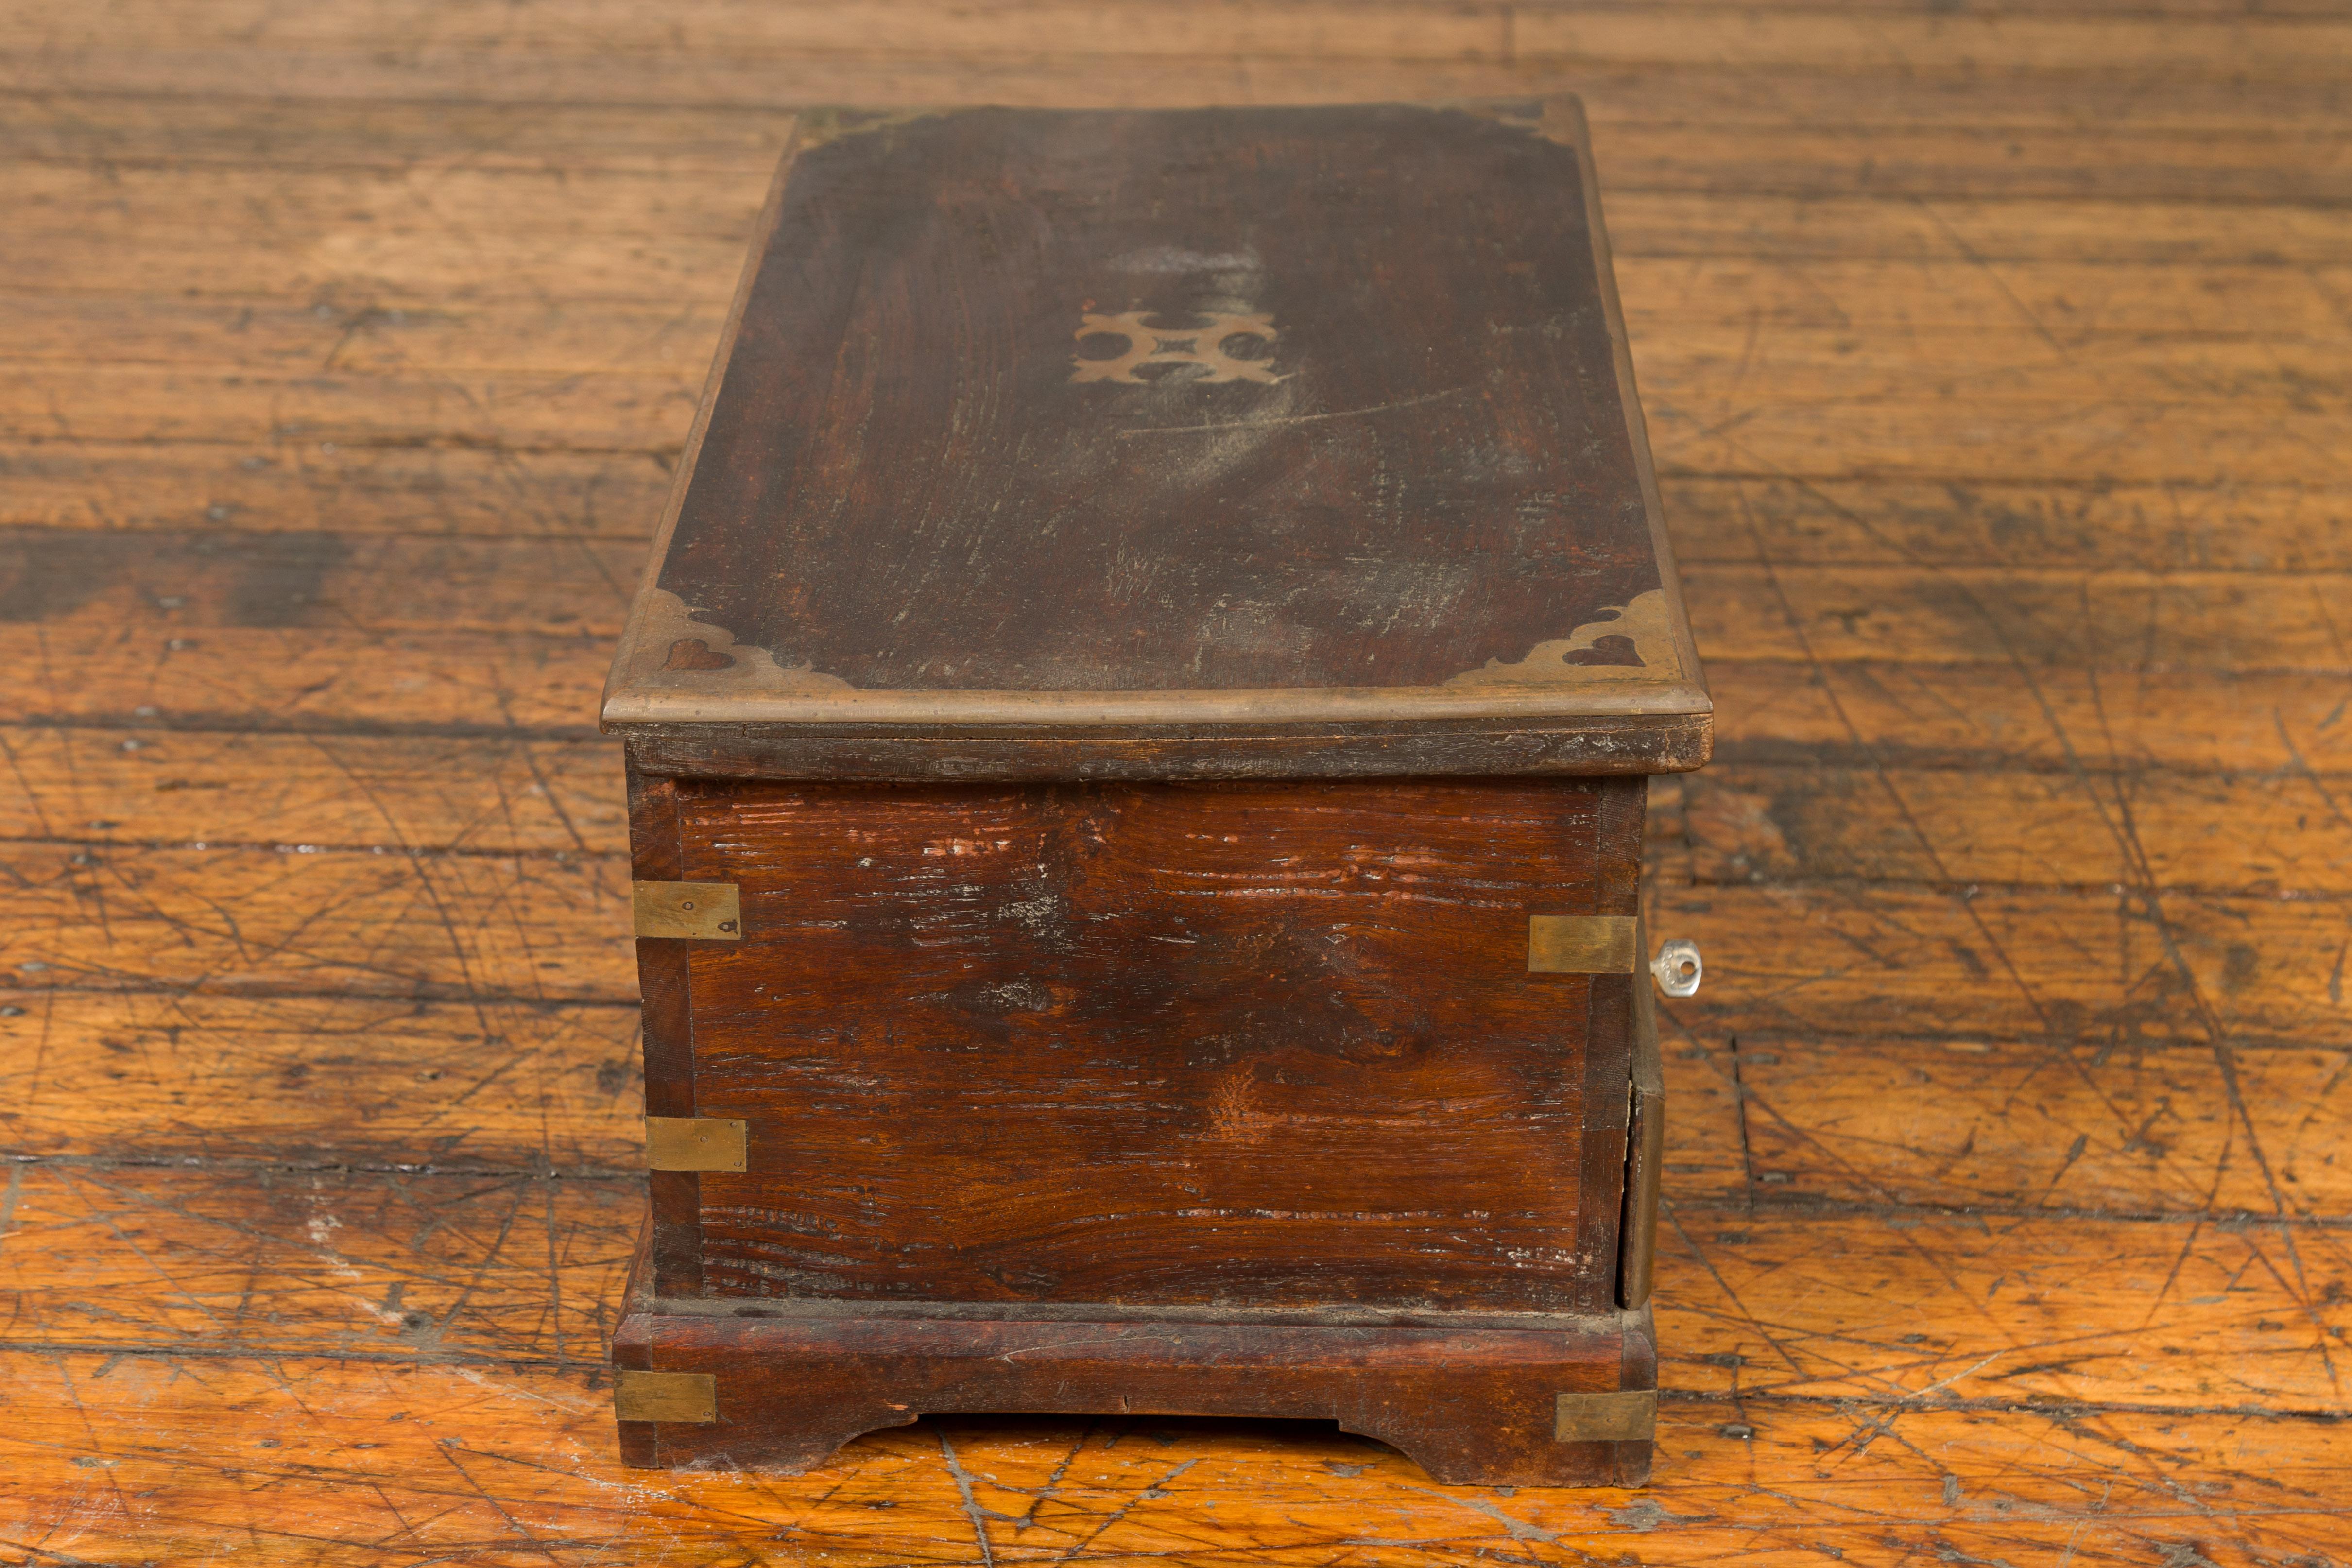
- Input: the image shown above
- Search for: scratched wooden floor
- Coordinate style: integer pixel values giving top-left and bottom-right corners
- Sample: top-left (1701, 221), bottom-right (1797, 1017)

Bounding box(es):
top-left (4, 2), bottom-right (2351, 1562)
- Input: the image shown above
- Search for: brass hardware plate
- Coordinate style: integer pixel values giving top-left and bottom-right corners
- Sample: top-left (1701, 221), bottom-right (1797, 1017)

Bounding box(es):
top-left (614, 1370), bottom-right (718, 1424)
top-left (1527, 915), bottom-right (1638, 973)
top-left (644, 1116), bottom-right (747, 1172)
top-left (633, 880), bottom-right (741, 940)
top-left (1555, 1389), bottom-right (1657, 1443)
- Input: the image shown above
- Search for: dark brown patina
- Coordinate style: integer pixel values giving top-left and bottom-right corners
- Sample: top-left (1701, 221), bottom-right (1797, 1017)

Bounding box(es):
top-left (653, 105), bottom-right (1663, 696)
top-left (608, 100), bottom-right (1700, 1487)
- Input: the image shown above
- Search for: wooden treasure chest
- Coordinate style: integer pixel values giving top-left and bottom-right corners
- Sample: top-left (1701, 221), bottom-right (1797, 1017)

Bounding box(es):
top-left (602, 98), bottom-right (1710, 1488)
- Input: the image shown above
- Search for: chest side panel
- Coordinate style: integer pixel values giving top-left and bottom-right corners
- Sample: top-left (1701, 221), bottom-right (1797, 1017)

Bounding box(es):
top-left (671, 776), bottom-right (1637, 1312)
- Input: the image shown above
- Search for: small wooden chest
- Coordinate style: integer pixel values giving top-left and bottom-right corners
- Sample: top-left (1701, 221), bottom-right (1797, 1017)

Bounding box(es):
top-left (603, 98), bottom-right (1710, 1487)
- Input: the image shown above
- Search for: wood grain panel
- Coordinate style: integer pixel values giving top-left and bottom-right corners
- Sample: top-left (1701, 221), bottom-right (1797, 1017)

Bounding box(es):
top-left (679, 778), bottom-right (1632, 1310)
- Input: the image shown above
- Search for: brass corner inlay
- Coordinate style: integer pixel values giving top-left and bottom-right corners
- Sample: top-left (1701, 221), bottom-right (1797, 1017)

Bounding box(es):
top-left (624, 588), bottom-right (854, 699)
top-left (787, 107), bottom-right (940, 154)
top-left (614, 1369), bottom-right (719, 1424)
top-left (1555, 1389), bottom-right (1655, 1443)
top-left (1448, 590), bottom-right (1684, 688)
top-left (1528, 915), bottom-right (1638, 974)
top-left (644, 1116), bottom-right (748, 1172)
top-left (633, 880), bottom-right (742, 941)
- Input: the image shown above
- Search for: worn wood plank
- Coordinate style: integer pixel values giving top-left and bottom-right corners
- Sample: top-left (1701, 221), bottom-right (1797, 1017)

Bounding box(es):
top-left (0, 841), bottom-right (635, 1001)
top-left (1666, 477), bottom-right (2352, 573)
top-left (0, 625), bottom-right (606, 733)
top-left (1613, 191), bottom-right (2352, 263)
top-left (0, 991), bottom-right (640, 1170)
top-left (0, 365), bottom-right (699, 452)
top-left (1, 1), bottom-right (1515, 64)
top-left (0, 1349), bottom-right (2341, 1565)
top-left (1659, 1206), bottom-right (2352, 1410)
top-left (1651, 402), bottom-right (2352, 485)
top-left (1, 294), bottom-right (728, 377)
top-left (0, 1164), bottom-right (640, 1364)
top-left (1683, 564), bottom-right (2352, 671)
top-left (14, 0), bottom-right (2352, 76)
top-left (0, 727), bottom-right (625, 855)
top-left (1706, 661), bottom-right (2352, 776)
top-left (1719, 1030), bottom-right (2352, 1219)
top-left (1648, 879), bottom-right (2352, 1048)
top-left (1653, 994), bottom-right (2352, 1219)
top-left (0, 529), bottom-right (637, 637)
top-left (1665, 763), bottom-right (2352, 895)
top-left (1511, 7), bottom-right (2352, 74)
top-left (15, 103), bottom-right (2352, 209)
top-left (0, 440), bottom-right (672, 539)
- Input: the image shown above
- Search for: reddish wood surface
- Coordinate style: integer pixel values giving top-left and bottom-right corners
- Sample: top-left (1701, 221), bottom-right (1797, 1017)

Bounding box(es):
top-left (2, 1), bottom-right (2348, 1561)
top-left (617, 1305), bottom-right (1656, 1487)
top-left (668, 777), bottom-right (1633, 1313)
top-left (648, 106), bottom-right (1668, 698)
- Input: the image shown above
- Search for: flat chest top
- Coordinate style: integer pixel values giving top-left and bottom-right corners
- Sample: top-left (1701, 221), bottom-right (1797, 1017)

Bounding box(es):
top-left (605, 99), bottom-right (1708, 771)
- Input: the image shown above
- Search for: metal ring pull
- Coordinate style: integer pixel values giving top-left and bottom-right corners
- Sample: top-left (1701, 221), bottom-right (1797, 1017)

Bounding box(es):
top-left (1650, 938), bottom-right (1702, 998)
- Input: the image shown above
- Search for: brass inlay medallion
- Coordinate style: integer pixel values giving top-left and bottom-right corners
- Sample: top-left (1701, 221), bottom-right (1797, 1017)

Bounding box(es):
top-left (1073, 310), bottom-right (1284, 384)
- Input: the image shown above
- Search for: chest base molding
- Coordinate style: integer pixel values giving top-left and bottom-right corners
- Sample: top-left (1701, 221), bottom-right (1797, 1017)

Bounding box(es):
top-left (612, 1237), bottom-right (1657, 1486)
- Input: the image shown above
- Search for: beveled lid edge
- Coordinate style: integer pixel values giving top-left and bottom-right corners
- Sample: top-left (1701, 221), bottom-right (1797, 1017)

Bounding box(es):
top-left (603, 678), bottom-right (1712, 728)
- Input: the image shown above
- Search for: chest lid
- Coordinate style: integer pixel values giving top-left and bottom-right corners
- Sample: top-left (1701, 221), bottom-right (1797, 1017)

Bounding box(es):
top-left (605, 98), bottom-right (1709, 781)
